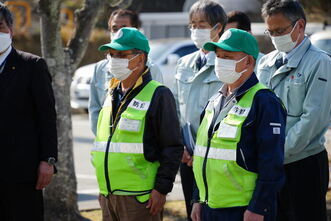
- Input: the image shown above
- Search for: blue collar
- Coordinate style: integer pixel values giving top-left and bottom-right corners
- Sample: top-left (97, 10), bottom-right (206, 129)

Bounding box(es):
top-left (235, 73), bottom-right (259, 98)
top-left (284, 36), bottom-right (308, 61)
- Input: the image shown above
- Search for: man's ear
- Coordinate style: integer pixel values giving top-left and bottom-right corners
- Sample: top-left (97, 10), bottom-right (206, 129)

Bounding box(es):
top-left (215, 23), bottom-right (224, 37)
top-left (9, 28), bottom-right (14, 38)
top-left (247, 55), bottom-right (255, 68)
top-left (141, 53), bottom-right (147, 66)
top-left (298, 18), bottom-right (305, 33)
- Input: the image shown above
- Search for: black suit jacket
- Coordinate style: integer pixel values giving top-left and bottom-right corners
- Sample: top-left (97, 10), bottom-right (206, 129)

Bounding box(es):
top-left (0, 48), bottom-right (58, 184)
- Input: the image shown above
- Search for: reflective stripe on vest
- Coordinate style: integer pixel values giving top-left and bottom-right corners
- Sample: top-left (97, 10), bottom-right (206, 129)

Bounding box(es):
top-left (91, 80), bottom-right (161, 202)
top-left (194, 145), bottom-right (236, 161)
top-left (92, 141), bottom-right (144, 154)
top-left (193, 83), bottom-right (267, 209)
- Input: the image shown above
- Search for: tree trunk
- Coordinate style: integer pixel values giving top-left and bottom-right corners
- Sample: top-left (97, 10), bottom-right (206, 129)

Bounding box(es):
top-left (38, 1), bottom-right (84, 220)
top-left (38, 0), bottom-right (122, 220)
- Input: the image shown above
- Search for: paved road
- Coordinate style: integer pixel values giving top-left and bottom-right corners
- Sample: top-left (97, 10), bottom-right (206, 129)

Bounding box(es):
top-left (73, 114), bottom-right (184, 210)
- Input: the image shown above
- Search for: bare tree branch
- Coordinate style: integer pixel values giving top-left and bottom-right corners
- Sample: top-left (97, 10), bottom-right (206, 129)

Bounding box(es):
top-left (67, 0), bottom-right (125, 71)
top-left (67, 0), bottom-right (104, 71)
top-left (116, 0), bottom-right (134, 9)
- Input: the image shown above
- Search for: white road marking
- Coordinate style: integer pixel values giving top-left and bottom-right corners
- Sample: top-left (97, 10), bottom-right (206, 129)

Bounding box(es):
top-left (77, 189), bottom-right (99, 194)
top-left (77, 174), bottom-right (96, 179)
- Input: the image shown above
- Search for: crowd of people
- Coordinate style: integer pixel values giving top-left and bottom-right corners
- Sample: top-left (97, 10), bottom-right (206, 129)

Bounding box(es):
top-left (1, 0), bottom-right (331, 220)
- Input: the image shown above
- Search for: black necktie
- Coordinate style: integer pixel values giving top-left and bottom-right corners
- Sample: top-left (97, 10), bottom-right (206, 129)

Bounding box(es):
top-left (196, 55), bottom-right (207, 70)
top-left (275, 57), bottom-right (288, 69)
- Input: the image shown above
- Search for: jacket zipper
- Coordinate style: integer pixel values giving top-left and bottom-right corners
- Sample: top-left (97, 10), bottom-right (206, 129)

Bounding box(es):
top-left (202, 136), bottom-right (212, 204)
top-left (104, 88), bottom-right (135, 195)
top-left (104, 133), bottom-right (113, 194)
top-left (202, 95), bottom-right (233, 204)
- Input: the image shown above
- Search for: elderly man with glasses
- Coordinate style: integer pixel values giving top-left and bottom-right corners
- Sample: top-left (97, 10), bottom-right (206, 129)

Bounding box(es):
top-left (257, 1), bottom-right (331, 220)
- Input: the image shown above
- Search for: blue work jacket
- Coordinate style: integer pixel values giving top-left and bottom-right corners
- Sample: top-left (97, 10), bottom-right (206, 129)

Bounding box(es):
top-left (194, 73), bottom-right (286, 220)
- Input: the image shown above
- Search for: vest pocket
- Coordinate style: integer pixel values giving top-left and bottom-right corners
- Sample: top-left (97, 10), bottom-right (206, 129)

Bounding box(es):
top-left (117, 113), bottom-right (144, 133)
top-left (217, 122), bottom-right (238, 139)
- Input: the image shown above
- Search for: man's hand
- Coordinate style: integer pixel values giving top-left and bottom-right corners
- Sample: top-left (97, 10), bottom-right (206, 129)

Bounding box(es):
top-left (35, 161), bottom-right (54, 190)
top-left (244, 210), bottom-right (264, 221)
top-left (146, 189), bottom-right (166, 215)
top-left (181, 148), bottom-right (193, 167)
top-left (191, 203), bottom-right (202, 221)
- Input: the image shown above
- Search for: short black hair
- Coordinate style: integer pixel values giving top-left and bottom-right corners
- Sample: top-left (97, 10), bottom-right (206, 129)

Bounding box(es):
top-left (189, 0), bottom-right (228, 36)
top-left (227, 11), bottom-right (251, 32)
top-left (109, 9), bottom-right (141, 29)
top-left (262, 0), bottom-right (306, 26)
top-left (0, 2), bottom-right (13, 28)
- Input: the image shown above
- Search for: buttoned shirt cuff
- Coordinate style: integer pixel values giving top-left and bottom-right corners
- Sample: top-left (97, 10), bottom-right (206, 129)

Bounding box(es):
top-left (247, 198), bottom-right (270, 216)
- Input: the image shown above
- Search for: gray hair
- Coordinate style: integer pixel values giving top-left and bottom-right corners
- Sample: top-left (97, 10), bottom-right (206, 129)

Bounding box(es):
top-left (0, 2), bottom-right (13, 28)
top-left (189, 0), bottom-right (227, 36)
top-left (262, 0), bottom-right (306, 26)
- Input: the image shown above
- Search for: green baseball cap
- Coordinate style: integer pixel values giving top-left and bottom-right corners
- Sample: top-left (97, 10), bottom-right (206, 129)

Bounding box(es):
top-left (99, 27), bottom-right (150, 53)
top-left (203, 28), bottom-right (259, 59)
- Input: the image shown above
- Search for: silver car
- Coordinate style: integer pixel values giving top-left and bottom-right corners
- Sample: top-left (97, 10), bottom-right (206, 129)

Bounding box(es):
top-left (310, 30), bottom-right (331, 55)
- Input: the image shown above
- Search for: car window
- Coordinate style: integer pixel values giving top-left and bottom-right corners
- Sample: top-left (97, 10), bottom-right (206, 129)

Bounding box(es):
top-left (173, 45), bottom-right (198, 57)
top-left (162, 45), bottom-right (198, 65)
top-left (312, 39), bottom-right (331, 54)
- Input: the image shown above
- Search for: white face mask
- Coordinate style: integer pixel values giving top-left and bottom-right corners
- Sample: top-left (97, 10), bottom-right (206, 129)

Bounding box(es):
top-left (107, 54), bottom-right (139, 81)
top-left (190, 25), bottom-right (218, 49)
top-left (215, 56), bottom-right (247, 84)
top-left (0, 32), bottom-right (12, 54)
top-left (270, 22), bottom-right (300, 53)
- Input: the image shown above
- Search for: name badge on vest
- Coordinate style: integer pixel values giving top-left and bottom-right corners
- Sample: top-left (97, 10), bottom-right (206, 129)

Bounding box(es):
top-left (228, 105), bottom-right (250, 117)
top-left (217, 122), bottom-right (238, 139)
top-left (118, 118), bottom-right (141, 132)
top-left (128, 99), bottom-right (150, 111)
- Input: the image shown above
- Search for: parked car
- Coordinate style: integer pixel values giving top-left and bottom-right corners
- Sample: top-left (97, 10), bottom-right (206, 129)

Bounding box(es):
top-left (310, 30), bottom-right (331, 55)
top-left (70, 63), bottom-right (95, 110)
top-left (70, 38), bottom-right (198, 110)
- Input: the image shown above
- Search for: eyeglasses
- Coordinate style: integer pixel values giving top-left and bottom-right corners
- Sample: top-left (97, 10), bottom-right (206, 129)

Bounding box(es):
top-left (188, 23), bottom-right (219, 32)
top-left (264, 20), bottom-right (298, 37)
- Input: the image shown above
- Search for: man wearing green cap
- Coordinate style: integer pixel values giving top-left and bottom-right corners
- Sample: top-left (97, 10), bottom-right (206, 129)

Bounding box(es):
top-left (191, 28), bottom-right (286, 221)
top-left (91, 27), bottom-right (183, 221)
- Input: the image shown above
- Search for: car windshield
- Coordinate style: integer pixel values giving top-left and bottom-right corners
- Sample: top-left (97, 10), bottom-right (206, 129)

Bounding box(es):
top-left (149, 42), bottom-right (173, 61)
top-left (313, 39), bottom-right (331, 54)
